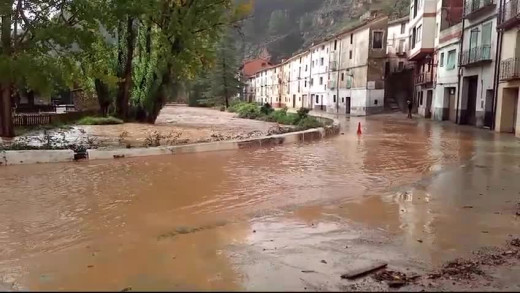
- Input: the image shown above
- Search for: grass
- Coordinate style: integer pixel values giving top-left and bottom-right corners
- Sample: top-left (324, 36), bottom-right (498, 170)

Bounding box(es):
top-left (229, 102), bottom-right (324, 130)
top-left (76, 116), bottom-right (124, 125)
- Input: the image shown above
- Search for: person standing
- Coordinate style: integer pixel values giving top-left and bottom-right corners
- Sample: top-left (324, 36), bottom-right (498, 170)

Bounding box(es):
top-left (407, 99), bottom-right (413, 119)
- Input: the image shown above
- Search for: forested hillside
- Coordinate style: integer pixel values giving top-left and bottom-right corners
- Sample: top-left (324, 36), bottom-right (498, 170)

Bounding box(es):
top-left (240, 0), bottom-right (409, 63)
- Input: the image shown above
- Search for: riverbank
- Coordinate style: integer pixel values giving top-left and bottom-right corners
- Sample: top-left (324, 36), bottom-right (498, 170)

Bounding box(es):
top-left (0, 105), bottom-right (340, 165)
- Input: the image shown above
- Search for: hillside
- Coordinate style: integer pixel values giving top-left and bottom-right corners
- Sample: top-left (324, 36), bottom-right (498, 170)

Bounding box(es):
top-left (240, 0), bottom-right (409, 63)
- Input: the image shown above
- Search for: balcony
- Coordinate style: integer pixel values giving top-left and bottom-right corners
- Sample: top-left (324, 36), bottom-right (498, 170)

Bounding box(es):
top-left (499, 0), bottom-right (520, 30)
top-left (330, 61), bottom-right (338, 71)
top-left (461, 45), bottom-right (492, 66)
top-left (328, 80), bottom-right (337, 89)
top-left (415, 72), bottom-right (434, 85)
top-left (464, 0), bottom-right (495, 19)
top-left (500, 58), bottom-right (520, 80)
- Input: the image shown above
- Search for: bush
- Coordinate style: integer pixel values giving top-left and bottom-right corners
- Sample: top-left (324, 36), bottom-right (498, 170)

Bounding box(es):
top-left (228, 101), bottom-right (250, 113)
top-left (267, 108), bottom-right (299, 125)
top-left (260, 103), bottom-right (274, 115)
top-left (76, 116), bottom-right (124, 125)
top-left (236, 103), bottom-right (262, 119)
top-left (296, 107), bottom-right (310, 120)
top-left (297, 116), bottom-right (323, 130)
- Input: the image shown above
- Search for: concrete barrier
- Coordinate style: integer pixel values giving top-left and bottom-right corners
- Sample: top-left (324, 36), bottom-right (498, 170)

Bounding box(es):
top-left (0, 150), bottom-right (75, 166)
top-left (1, 115), bottom-right (340, 166)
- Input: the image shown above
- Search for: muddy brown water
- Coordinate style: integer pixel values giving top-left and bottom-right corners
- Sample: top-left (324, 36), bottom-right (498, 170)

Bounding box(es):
top-left (0, 114), bottom-right (519, 291)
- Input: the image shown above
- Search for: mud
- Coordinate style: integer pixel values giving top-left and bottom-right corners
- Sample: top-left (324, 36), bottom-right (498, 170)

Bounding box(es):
top-left (0, 113), bottom-right (519, 290)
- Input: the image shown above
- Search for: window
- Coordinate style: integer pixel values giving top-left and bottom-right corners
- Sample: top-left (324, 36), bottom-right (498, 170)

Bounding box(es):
top-left (398, 39), bottom-right (405, 53)
top-left (320, 58), bottom-right (324, 66)
top-left (350, 34), bottom-right (353, 44)
top-left (374, 99), bottom-right (378, 105)
top-left (346, 77), bottom-right (352, 88)
top-left (398, 61), bottom-right (404, 71)
top-left (311, 78), bottom-right (314, 85)
top-left (319, 77), bottom-right (323, 85)
top-left (440, 52), bottom-right (445, 67)
top-left (349, 50), bottom-right (353, 59)
top-left (334, 40), bottom-right (338, 50)
top-left (333, 95), bottom-right (337, 103)
top-left (416, 25), bottom-right (422, 43)
top-left (342, 97), bottom-right (345, 103)
top-left (341, 73), bottom-right (345, 81)
top-left (372, 31), bottom-right (383, 49)
top-left (300, 57), bottom-right (302, 63)
top-left (446, 49), bottom-right (456, 70)
top-left (411, 27), bottom-right (416, 48)
top-left (481, 22), bottom-right (492, 59)
top-left (316, 95), bottom-right (319, 103)
top-left (400, 23), bottom-right (406, 34)
top-left (305, 80), bottom-right (307, 87)
top-left (305, 65), bottom-right (308, 72)
top-left (322, 45), bottom-right (325, 50)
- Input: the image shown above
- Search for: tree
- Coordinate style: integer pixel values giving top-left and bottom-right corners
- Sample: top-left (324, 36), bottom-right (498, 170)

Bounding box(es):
top-left (204, 31), bottom-right (243, 108)
top-left (0, 0), bottom-right (111, 137)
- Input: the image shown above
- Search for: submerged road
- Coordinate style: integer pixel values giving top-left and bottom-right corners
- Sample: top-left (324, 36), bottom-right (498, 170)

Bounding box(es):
top-left (0, 113), bottom-right (519, 291)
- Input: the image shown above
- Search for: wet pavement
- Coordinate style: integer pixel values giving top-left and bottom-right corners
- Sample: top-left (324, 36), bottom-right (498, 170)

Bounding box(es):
top-left (0, 113), bottom-right (519, 291)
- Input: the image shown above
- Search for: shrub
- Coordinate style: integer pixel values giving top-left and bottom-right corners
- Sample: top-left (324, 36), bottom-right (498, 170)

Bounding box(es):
top-left (76, 116), bottom-right (124, 125)
top-left (260, 103), bottom-right (274, 115)
top-left (228, 101), bottom-right (250, 113)
top-left (296, 107), bottom-right (310, 120)
top-left (297, 116), bottom-right (323, 130)
top-left (267, 108), bottom-right (299, 125)
top-left (236, 103), bottom-right (262, 119)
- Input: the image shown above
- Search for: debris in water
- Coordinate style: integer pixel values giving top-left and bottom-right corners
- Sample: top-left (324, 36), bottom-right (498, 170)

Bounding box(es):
top-left (462, 206), bottom-right (473, 209)
top-left (301, 270), bottom-right (316, 273)
top-left (121, 287), bottom-right (132, 292)
top-left (321, 260), bottom-right (327, 264)
top-left (87, 265), bottom-right (94, 268)
top-left (341, 262), bottom-right (388, 280)
top-left (417, 239), bottom-right (423, 243)
top-left (509, 238), bottom-right (520, 247)
top-left (373, 269), bottom-right (418, 288)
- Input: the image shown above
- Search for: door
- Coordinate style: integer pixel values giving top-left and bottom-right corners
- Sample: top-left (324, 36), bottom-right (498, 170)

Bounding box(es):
top-left (293, 94), bottom-right (296, 108)
top-left (484, 90), bottom-right (494, 128)
top-left (469, 29), bottom-right (479, 63)
top-left (345, 97), bottom-right (351, 114)
top-left (448, 88), bottom-right (457, 122)
top-left (466, 77), bottom-right (478, 125)
top-left (426, 90), bottom-right (433, 118)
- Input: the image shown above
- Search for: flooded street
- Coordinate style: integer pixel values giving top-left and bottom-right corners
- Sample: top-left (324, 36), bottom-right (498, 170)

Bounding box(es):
top-left (1, 114), bottom-right (519, 291)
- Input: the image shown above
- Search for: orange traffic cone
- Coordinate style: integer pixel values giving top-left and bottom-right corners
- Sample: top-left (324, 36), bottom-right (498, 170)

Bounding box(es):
top-left (357, 122), bottom-right (362, 135)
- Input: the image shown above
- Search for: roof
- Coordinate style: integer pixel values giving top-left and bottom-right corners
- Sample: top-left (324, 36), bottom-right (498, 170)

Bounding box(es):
top-left (242, 58), bottom-right (273, 77)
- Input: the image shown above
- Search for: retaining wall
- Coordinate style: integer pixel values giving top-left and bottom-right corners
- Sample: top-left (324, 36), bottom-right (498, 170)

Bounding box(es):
top-left (1, 117), bottom-right (340, 166)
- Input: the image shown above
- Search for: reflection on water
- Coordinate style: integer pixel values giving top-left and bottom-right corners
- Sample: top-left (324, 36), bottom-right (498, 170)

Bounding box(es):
top-left (0, 114), bottom-right (519, 290)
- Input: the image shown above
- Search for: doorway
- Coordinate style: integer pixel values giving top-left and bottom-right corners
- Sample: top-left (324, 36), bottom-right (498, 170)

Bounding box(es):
top-left (425, 90), bottom-right (433, 118)
top-left (484, 90), bottom-right (494, 128)
top-left (293, 94), bottom-right (296, 108)
top-left (345, 97), bottom-right (351, 114)
top-left (447, 87), bottom-right (457, 122)
top-left (500, 87), bottom-right (519, 133)
top-left (462, 76), bottom-right (478, 125)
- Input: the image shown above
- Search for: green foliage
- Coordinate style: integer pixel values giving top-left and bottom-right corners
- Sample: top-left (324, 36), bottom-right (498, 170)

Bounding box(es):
top-left (76, 116), bottom-right (124, 125)
top-left (229, 102), bottom-right (322, 130)
top-left (296, 107), bottom-right (310, 120)
top-left (260, 103), bottom-right (274, 115)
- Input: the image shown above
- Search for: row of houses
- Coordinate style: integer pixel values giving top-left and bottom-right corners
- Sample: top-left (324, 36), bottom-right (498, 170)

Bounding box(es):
top-left (243, 0), bottom-right (520, 138)
top-left (243, 12), bottom-right (397, 116)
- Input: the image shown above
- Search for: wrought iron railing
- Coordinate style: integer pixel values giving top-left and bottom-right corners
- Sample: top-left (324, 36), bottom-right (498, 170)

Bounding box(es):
top-left (464, 0), bottom-right (494, 17)
top-left (415, 72), bottom-right (434, 84)
top-left (500, 58), bottom-right (520, 80)
top-left (499, 0), bottom-right (520, 27)
top-left (461, 45), bottom-right (492, 65)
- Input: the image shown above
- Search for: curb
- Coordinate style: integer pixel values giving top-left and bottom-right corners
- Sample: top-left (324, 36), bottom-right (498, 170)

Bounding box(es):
top-left (1, 117), bottom-right (340, 166)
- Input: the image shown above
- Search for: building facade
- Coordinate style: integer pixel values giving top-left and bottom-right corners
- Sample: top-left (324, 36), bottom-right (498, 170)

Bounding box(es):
top-left (459, 0), bottom-right (499, 128)
top-left (495, 0), bottom-right (520, 137)
top-left (432, 0), bottom-right (463, 121)
top-left (309, 42), bottom-right (332, 111)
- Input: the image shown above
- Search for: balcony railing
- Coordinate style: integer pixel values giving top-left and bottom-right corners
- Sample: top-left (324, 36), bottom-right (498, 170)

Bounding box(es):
top-left (461, 45), bottom-right (492, 66)
top-left (415, 72), bottom-right (434, 84)
top-left (500, 58), bottom-right (520, 80)
top-left (499, 0), bottom-right (520, 29)
top-left (329, 61), bottom-right (338, 71)
top-left (328, 80), bottom-right (337, 89)
top-left (464, 0), bottom-right (495, 18)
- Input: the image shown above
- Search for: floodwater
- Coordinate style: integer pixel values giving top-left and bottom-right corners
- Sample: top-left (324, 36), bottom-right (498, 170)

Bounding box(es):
top-left (0, 114), bottom-right (519, 291)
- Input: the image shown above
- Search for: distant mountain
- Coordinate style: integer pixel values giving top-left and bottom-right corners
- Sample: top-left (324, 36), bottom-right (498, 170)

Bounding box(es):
top-left (239, 0), bottom-right (409, 63)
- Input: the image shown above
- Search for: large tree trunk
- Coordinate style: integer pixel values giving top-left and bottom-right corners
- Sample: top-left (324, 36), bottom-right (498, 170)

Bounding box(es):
top-left (116, 16), bottom-right (137, 119)
top-left (0, 7), bottom-right (14, 137)
top-left (94, 79), bottom-right (110, 116)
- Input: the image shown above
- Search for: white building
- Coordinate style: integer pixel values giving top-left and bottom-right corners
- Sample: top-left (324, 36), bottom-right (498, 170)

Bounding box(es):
top-left (459, 0), bottom-right (498, 128)
top-left (309, 42), bottom-right (332, 111)
top-left (386, 16), bottom-right (411, 73)
top-left (432, 0), bottom-right (463, 121)
top-left (326, 16), bottom-right (388, 115)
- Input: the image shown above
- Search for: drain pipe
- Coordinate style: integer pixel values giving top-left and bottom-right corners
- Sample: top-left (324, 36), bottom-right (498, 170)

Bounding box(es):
top-left (456, 5), bottom-right (467, 125)
top-left (492, 0), bottom-right (505, 131)
top-left (336, 38), bottom-right (343, 115)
